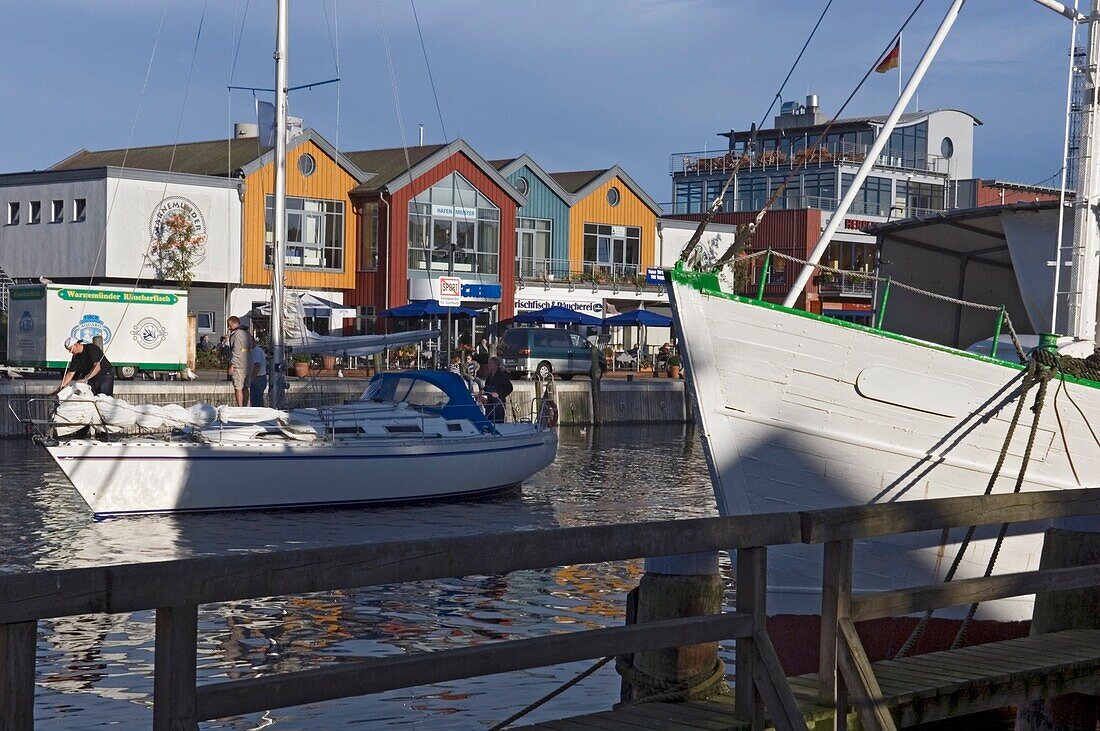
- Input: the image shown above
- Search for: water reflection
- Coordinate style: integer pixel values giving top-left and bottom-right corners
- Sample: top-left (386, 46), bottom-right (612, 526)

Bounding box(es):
top-left (0, 425), bottom-right (717, 729)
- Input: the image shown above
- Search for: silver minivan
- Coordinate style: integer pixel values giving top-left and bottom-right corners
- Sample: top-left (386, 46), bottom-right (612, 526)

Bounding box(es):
top-left (499, 328), bottom-right (606, 380)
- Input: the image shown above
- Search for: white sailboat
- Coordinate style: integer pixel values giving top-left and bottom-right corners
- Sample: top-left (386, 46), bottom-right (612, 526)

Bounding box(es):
top-left (40, 0), bottom-right (558, 517)
top-left (669, 0), bottom-right (1100, 648)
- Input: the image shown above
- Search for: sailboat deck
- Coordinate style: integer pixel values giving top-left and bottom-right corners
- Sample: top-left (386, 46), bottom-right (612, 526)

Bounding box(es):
top-left (521, 629), bottom-right (1100, 729)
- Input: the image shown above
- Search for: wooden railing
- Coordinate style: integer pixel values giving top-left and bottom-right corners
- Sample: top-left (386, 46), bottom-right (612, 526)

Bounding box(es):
top-left (3, 489), bottom-right (1100, 731)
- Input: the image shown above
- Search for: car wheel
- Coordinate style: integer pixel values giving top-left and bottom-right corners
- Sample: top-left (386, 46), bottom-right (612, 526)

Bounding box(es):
top-left (116, 365), bottom-right (137, 380)
top-left (560, 374), bottom-right (574, 381)
top-left (536, 361), bottom-right (553, 381)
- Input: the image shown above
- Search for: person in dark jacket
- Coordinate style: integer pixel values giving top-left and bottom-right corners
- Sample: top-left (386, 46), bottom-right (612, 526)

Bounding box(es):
top-left (481, 356), bottom-right (513, 423)
top-left (57, 337), bottom-right (114, 396)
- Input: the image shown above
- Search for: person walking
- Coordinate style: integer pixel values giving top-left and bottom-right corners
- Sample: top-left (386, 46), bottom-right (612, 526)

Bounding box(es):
top-left (249, 341), bottom-right (268, 407)
top-left (226, 316), bottom-right (252, 407)
top-left (57, 337), bottom-right (114, 396)
top-left (481, 356), bottom-right (513, 424)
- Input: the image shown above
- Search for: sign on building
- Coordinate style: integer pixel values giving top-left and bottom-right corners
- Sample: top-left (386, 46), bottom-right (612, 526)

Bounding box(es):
top-left (438, 276), bottom-right (462, 306)
top-left (645, 267), bottom-right (666, 285)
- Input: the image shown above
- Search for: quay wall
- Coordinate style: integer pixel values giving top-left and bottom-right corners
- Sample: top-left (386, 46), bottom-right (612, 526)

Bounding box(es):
top-left (0, 377), bottom-right (688, 437)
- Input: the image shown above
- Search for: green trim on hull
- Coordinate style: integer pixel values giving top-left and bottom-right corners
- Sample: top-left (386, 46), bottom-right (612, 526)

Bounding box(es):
top-left (666, 266), bottom-right (1100, 392)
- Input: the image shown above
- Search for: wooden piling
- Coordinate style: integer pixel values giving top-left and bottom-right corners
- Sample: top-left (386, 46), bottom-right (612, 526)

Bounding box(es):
top-left (624, 553), bottom-right (723, 703)
top-left (0, 620), bottom-right (36, 731)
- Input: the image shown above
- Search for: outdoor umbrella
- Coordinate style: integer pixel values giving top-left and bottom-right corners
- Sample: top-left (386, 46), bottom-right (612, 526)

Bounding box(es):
top-left (379, 300), bottom-right (478, 318)
top-left (602, 309), bottom-right (672, 327)
top-left (514, 305), bottom-right (602, 327)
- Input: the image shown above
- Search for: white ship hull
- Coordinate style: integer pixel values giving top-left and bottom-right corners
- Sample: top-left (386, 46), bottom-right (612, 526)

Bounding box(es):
top-left (669, 273), bottom-right (1100, 623)
top-left (48, 427), bottom-right (557, 516)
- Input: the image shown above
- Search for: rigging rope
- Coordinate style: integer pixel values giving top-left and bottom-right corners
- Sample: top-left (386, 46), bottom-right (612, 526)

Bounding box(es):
top-left (895, 346), bottom-right (1100, 657)
top-left (410, 0), bottom-right (448, 143)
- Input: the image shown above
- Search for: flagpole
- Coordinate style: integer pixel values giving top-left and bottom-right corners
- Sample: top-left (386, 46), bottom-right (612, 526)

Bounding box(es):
top-left (898, 31), bottom-right (903, 102)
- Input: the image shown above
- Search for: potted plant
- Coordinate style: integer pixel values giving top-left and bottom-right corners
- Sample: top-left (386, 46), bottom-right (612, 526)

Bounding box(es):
top-left (640, 358), bottom-right (654, 376)
top-left (666, 355), bottom-right (682, 379)
top-left (292, 352), bottom-right (311, 377)
top-left (321, 353), bottom-right (337, 371)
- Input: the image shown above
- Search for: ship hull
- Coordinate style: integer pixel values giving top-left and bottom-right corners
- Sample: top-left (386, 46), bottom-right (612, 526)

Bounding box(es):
top-left (668, 271), bottom-right (1100, 625)
top-left (47, 428), bottom-right (558, 516)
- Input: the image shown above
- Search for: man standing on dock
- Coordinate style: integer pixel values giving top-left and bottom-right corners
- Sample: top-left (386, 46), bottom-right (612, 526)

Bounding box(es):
top-left (226, 316), bottom-right (252, 407)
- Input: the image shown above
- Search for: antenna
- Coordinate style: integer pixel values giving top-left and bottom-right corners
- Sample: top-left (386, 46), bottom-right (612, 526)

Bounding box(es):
top-left (419, 124), bottom-right (424, 146)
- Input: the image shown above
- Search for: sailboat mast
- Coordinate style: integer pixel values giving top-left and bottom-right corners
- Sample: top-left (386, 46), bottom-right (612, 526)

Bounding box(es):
top-left (782, 0), bottom-right (966, 309)
top-left (269, 0), bottom-right (289, 408)
top-left (1065, 0), bottom-right (1100, 347)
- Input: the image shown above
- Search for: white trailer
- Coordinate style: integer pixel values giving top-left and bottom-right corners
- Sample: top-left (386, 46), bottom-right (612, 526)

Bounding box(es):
top-left (6, 283), bottom-right (188, 379)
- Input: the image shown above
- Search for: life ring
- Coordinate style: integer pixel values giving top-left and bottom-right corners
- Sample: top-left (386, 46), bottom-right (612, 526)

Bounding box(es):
top-left (538, 398), bottom-right (559, 429)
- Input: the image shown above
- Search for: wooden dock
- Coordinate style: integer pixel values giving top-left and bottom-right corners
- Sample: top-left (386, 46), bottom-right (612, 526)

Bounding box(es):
top-left (3, 490), bottom-right (1100, 730)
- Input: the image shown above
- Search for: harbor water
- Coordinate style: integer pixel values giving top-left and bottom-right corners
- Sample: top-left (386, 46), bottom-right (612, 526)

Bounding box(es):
top-left (0, 424), bottom-right (721, 729)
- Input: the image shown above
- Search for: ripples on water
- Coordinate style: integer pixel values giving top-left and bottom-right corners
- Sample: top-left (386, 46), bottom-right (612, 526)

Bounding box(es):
top-left (0, 425), bottom-right (724, 729)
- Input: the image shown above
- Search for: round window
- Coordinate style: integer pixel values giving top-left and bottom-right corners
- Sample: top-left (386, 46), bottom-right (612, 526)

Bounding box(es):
top-left (607, 186), bottom-right (621, 206)
top-left (298, 153), bottom-right (316, 177)
top-left (940, 137), bottom-right (954, 159)
top-left (515, 176), bottom-right (530, 196)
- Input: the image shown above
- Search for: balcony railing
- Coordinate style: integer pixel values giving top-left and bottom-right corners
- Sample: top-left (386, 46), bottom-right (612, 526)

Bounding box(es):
top-left (514, 258), bottom-right (658, 292)
top-left (670, 140), bottom-right (946, 178)
top-left (666, 195), bottom-right (942, 219)
top-left (816, 272), bottom-right (875, 297)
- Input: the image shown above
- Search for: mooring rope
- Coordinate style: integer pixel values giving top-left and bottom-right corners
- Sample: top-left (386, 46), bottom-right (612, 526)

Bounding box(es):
top-left (894, 346), bottom-right (1100, 657)
top-left (614, 654), bottom-right (729, 704)
top-left (487, 656), bottom-right (613, 730)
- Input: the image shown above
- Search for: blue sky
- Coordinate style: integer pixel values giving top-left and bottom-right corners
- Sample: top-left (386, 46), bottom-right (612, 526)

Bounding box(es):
top-left (0, 0), bottom-right (1078, 204)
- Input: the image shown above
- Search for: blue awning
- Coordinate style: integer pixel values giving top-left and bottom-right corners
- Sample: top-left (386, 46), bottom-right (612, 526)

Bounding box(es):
top-left (514, 305), bottom-right (602, 326)
top-left (380, 300), bottom-right (479, 319)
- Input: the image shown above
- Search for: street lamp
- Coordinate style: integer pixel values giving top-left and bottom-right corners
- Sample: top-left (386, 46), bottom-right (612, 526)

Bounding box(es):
top-left (433, 240), bottom-right (473, 368)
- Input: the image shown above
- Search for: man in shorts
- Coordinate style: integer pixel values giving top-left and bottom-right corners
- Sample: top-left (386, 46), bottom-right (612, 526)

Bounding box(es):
top-left (226, 316), bottom-right (252, 406)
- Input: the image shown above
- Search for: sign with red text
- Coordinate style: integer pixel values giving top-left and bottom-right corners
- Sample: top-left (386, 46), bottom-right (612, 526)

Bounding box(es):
top-left (438, 276), bottom-right (462, 306)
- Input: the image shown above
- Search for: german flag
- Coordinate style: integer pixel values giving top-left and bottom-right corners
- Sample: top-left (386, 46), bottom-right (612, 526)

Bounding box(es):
top-left (875, 39), bottom-right (901, 73)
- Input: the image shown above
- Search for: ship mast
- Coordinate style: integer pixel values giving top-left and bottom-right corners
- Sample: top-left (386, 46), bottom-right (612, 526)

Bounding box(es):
top-left (269, 0), bottom-right (289, 408)
top-left (1065, 0), bottom-right (1100, 349)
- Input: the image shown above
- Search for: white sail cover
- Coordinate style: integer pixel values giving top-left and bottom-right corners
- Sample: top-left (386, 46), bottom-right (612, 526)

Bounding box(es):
top-left (281, 291), bottom-right (438, 355)
top-left (1000, 207), bottom-right (1072, 336)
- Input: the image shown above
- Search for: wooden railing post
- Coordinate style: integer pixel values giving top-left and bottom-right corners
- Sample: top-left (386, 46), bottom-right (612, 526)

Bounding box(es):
top-left (153, 605), bottom-right (198, 731)
top-left (736, 546), bottom-right (766, 730)
top-left (0, 621), bottom-right (36, 731)
top-left (819, 539), bottom-right (852, 728)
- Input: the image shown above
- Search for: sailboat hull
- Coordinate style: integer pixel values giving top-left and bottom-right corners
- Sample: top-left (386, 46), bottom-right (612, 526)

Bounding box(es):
top-left (669, 272), bottom-right (1100, 625)
top-left (47, 429), bottom-right (557, 516)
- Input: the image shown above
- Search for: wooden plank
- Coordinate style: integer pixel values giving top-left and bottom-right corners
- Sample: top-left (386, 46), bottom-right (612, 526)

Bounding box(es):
top-left (751, 631), bottom-right (809, 731)
top-left (623, 701), bottom-right (744, 730)
top-left (0, 621), bottom-right (36, 731)
top-left (836, 619), bottom-right (896, 731)
top-left (605, 704), bottom-right (733, 730)
top-left (850, 563), bottom-right (1100, 621)
top-left (0, 512), bottom-right (803, 623)
top-left (589, 706), bottom-right (700, 730)
top-left (818, 540), bottom-right (852, 708)
top-left (153, 605), bottom-right (198, 731)
top-left (800, 489), bottom-right (1100, 544)
top-left (735, 547), bottom-right (766, 730)
top-left (196, 612), bottom-right (754, 721)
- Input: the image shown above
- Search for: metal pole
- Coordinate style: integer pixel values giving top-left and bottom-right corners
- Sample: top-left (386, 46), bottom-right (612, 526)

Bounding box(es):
top-left (268, 0), bottom-right (289, 409)
top-left (756, 250), bottom-right (772, 301)
top-left (447, 245), bottom-right (453, 369)
top-left (990, 307), bottom-right (1005, 359)
top-left (875, 277), bottom-right (892, 330)
top-left (782, 0), bottom-right (967, 308)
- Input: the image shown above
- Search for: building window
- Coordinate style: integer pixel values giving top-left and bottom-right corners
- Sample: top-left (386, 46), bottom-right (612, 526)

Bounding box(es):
top-left (50, 199), bottom-right (64, 223)
top-left (355, 305), bottom-right (376, 335)
top-left (6, 202), bottom-right (19, 225)
top-left (674, 181), bottom-right (703, 214)
top-left (29, 201), bottom-right (41, 225)
top-left (516, 217), bottom-right (554, 278)
top-left (736, 176), bottom-right (768, 212)
top-left (359, 202), bottom-right (379, 271)
top-left (196, 311), bottom-right (216, 333)
top-left (885, 122), bottom-right (928, 169)
top-left (73, 198), bottom-right (87, 222)
top-left (896, 180), bottom-right (944, 214)
top-left (406, 172), bottom-right (500, 276)
top-left (264, 194), bottom-right (345, 270)
top-left (298, 153), bottom-right (316, 177)
top-left (514, 176), bottom-right (529, 196)
top-left (841, 174), bottom-right (893, 216)
top-left (582, 223), bottom-right (641, 278)
top-left (940, 137), bottom-right (954, 159)
top-left (607, 186), bottom-right (621, 206)
top-left (803, 170), bottom-right (837, 205)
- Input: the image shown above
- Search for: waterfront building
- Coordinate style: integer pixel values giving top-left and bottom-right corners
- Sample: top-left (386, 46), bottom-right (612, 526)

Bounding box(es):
top-left (667, 95), bottom-right (980, 323)
top-left (492, 155), bottom-right (572, 282)
top-left (0, 127), bottom-right (365, 338)
top-left (342, 140), bottom-right (525, 342)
